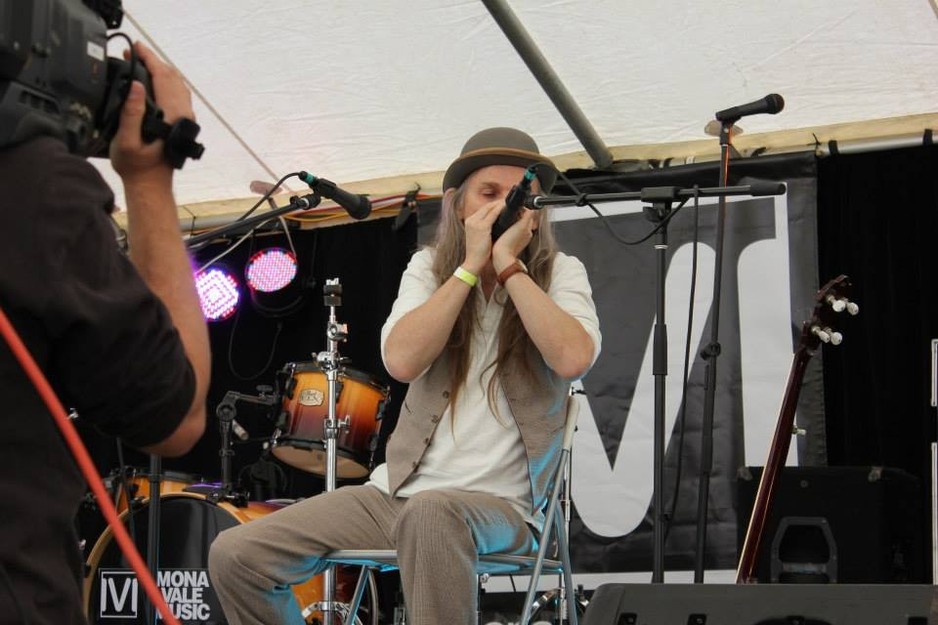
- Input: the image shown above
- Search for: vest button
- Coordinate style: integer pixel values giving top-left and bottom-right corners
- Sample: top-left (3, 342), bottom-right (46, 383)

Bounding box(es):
top-left (442, 390), bottom-right (450, 398)
top-left (431, 414), bottom-right (440, 423)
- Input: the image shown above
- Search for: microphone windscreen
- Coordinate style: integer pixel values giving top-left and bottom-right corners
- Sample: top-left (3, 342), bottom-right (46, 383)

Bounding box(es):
top-left (765, 93), bottom-right (785, 114)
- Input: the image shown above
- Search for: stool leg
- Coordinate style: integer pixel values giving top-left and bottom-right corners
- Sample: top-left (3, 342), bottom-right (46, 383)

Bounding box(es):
top-left (343, 566), bottom-right (372, 624)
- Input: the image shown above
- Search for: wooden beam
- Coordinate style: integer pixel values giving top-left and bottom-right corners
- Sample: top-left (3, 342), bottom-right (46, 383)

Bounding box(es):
top-left (113, 112), bottom-right (937, 229)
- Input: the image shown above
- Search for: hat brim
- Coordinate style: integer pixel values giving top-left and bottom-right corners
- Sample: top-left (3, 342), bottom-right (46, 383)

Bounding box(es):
top-left (442, 147), bottom-right (557, 193)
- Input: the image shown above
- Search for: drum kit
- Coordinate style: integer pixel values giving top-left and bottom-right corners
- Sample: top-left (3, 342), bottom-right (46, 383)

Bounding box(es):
top-left (82, 278), bottom-right (386, 625)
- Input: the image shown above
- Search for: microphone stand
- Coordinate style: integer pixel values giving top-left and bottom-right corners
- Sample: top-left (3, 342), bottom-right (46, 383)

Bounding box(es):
top-left (531, 181), bottom-right (784, 583)
top-left (184, 193), bottom-right (322, 249)
top-left (642, 187), bottom-right (682, 584)
top-left (692, 121), bottom-right (736, 583)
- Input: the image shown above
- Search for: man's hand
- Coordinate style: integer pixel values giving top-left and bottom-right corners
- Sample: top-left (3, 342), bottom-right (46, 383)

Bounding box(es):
top-left (492, 207), bottom-right (537, 273)
top-left (110, 42), bottom-right (194, 184)
top-left (461, 199), bottom-right (501, 274)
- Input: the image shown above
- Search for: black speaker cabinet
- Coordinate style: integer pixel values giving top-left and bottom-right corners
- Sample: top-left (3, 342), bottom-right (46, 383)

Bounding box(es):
top-left (581, 583), bottom-right (933, 625)
top-left (736, 466), bottom-right (925, 583)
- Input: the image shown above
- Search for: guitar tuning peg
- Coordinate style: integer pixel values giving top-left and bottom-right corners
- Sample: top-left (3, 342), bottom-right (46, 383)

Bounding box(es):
top-left (811, 326), bottom-right (831, 343)
top-left (845, 300), bottom-right (859, 315)
top-left (825, 295), bottom-right (846, 312)
top-left (827, 329), bottom-right (843, 346)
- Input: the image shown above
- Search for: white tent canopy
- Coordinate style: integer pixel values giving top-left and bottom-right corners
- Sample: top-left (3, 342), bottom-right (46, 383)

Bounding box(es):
top-left (97, 0), bottom-right (938, 218)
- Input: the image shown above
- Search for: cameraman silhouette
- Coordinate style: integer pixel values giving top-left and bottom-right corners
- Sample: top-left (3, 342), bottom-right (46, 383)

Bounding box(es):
top-left (0, 2), bottom-right (210, 623)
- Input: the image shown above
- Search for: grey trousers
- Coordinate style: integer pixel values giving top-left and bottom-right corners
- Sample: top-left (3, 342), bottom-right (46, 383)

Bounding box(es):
top-left (207, 484), bottom-right (537, 625)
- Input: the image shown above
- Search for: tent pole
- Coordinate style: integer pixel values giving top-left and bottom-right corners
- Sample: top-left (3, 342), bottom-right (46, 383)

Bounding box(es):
top-left (481, 0), bottom-right (614, 169)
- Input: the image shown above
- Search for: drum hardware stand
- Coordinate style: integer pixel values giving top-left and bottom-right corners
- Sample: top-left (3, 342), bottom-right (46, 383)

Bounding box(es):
top-left (145, 454), bottom-right (161, 625)
top-left (215, 389), bottom-right (279, 504)
top-left (315, 278), bottom-right (350, 625)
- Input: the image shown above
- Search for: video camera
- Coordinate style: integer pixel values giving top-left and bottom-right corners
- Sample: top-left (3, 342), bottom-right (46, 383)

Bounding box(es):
top-left (0, 0), bottom-right (203, 168)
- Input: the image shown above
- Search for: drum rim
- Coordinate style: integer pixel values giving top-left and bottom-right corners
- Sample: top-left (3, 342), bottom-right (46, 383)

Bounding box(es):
top-left (284, 361), bottom-right (390, 392)
top-left (111, 468), bottom-right (204, 480)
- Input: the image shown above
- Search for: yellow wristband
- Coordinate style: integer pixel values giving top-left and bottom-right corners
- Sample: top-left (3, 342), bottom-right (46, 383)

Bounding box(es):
top-left (453, 266), bottom-right (478, 287)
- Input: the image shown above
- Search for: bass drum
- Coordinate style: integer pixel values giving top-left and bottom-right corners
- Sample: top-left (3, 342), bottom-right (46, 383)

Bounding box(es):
top-left (108, 468), bottom-right (202, 514)
top-left (84, 494), bottom-right (376, 624)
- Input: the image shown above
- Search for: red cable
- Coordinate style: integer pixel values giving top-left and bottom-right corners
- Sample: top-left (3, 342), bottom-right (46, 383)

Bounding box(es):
top-left (0, 304), bottom-right (182, 625)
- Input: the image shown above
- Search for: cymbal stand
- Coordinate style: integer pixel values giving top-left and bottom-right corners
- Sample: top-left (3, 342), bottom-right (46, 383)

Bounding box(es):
top-left (317, 278), bottom-right (349, 625)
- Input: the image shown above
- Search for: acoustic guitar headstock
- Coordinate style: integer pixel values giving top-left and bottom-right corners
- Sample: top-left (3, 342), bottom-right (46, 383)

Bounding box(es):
top-left (801, 274), bottom-right (859, 353)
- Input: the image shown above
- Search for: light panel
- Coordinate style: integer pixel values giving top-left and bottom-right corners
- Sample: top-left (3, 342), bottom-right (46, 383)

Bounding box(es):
top-left (245, 248), bottom-right (298, 293)
top-left (195, 267), bottom-right (240, 322)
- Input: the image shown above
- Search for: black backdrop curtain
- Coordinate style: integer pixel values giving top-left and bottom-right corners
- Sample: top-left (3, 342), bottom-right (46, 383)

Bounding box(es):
top-left (818, 144), bottom-right (938, 474)
top-left (817, 145), bottom-right (938, 563)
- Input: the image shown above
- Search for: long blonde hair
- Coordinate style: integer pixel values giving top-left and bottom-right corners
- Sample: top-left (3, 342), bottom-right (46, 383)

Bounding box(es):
top-left (429, 181), bottom-right (559, 414)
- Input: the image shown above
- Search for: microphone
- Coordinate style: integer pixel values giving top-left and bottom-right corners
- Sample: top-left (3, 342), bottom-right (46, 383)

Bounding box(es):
top-left (492, 165), bottom-right (537, 241)
top-left (298, 171), bottom-right (372, 220)
top-left (715, 93), bottom-right (785, 123)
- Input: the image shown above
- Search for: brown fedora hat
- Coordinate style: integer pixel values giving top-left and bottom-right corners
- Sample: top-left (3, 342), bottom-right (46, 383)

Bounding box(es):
top-left (442, 127), bottom-right (558, 192)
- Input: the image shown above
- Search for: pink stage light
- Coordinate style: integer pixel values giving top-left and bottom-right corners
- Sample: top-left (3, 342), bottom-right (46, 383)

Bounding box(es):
top-left (195, 267), bottom-right (240, 321)
top-left (245, 248), bottom-right (298, 293)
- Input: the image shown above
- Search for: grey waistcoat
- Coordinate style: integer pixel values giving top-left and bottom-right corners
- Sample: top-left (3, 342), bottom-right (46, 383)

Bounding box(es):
top-left (386, 354), bottom-right (569, 516)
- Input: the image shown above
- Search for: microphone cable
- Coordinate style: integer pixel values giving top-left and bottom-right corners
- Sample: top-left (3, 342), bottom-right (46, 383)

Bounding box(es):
top-left (554, 169), bottom-right (693, 246)
top-left (0, 304), bottom-right (183, 625)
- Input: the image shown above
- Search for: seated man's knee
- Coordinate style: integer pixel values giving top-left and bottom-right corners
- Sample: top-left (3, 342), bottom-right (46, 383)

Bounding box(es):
top-left (208, 523), bottom-right (246, 579)
top-left (396, 491), bottom-right (469, 540)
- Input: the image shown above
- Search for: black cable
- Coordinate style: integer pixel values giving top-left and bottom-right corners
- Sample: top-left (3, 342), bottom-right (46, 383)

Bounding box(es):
top-left (555, 171), bottom-right (689, 246)
top-left (186, 172), bottom-right (304, 253)
top-left (221, 233), bottom-right (287, 382)
top-left (226, 314), bottom-right (285, 382)
top-left (107, 32), bottom-right (137, 74)
top-left (236, 172), bottom-right (301, 222)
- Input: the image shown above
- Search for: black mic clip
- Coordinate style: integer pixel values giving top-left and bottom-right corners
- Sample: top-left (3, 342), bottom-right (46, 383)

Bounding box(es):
top-left (393, 186), bottom-right (420, 231)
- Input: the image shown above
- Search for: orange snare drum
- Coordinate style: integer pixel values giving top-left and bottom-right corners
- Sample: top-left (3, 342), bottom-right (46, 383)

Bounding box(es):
top-left (272, 362), bottom-right (389, 479)
top-left (84, 494), bottom-right (361, 624)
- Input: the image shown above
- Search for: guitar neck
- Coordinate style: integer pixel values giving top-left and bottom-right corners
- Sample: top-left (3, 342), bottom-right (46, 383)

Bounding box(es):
top-left (735, 346), bottom-right (812, 583)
